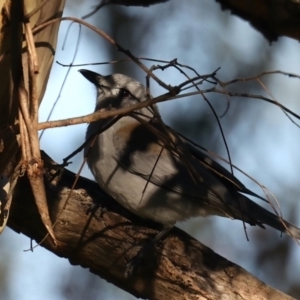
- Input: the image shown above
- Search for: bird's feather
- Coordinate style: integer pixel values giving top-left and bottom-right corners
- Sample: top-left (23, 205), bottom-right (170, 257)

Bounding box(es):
top-left (112, 115), bottom-right (300, 238)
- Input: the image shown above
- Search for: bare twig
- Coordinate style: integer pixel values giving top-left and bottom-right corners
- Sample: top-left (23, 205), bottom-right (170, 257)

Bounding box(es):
top-left (215, 70), bottom-right (300, 87)
top-left (32, 17), bottom-right (172, 91)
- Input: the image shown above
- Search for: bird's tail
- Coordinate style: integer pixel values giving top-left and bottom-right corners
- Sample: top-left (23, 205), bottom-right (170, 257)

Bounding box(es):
top-left (232, 194), bottom-right (300, 240)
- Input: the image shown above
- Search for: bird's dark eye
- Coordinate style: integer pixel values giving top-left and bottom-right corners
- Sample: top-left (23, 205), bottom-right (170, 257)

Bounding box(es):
top-left (119, 89), bottom-right (130, 98)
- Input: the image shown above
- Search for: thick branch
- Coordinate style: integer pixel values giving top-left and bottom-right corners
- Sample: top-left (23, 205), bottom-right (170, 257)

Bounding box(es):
top-left (82, 0), bottom-right (169, 19)
top-left (216, 0), bottom-right (300, 42)
top-left (7, 152), bottom-right (294, 300)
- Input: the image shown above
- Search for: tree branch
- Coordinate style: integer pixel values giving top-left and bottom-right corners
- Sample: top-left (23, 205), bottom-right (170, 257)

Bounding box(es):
top-left (7, 152), bottom-right (295, 300)
top-left (215, 0), bottom-right (300, 42)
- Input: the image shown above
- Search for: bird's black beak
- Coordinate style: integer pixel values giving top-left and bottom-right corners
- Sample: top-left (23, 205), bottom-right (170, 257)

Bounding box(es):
top-left (79, 69), bottom-right (102, 86)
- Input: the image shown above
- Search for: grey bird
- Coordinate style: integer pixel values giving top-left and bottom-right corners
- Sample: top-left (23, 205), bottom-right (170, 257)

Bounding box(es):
top-left (80, 69), bottom-right (300, 241)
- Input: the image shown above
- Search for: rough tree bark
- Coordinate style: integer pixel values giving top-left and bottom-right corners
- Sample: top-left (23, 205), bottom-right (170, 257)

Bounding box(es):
top-left (7, 152), bottom-right (295, 300)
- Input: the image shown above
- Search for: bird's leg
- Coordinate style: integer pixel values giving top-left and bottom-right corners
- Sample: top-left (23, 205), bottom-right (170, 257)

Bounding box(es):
top-left (125, 225), bottom-right (173, 277)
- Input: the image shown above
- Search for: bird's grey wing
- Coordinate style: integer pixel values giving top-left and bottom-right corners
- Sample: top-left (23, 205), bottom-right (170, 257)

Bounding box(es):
top-left (127, 118), bottom-right (262, 200)
top-left (112, 119), bottom-right (250, 216)
top-left (112, 119), bottom-right (300, 239)
top-left (184, 142), bottom-right (267, 201)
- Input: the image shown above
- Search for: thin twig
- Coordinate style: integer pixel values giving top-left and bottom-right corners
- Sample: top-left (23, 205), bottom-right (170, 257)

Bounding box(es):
top-left (32, 17), bottom-right (174, 91)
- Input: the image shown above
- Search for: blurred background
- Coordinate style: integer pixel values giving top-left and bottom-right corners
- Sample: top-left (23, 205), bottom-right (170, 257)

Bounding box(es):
top-left (1, 0), bottom-right (300, 299)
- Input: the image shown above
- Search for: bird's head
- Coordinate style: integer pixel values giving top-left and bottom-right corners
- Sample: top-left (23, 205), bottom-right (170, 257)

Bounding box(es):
top-left (79, 69), bottom-right (150, 111)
